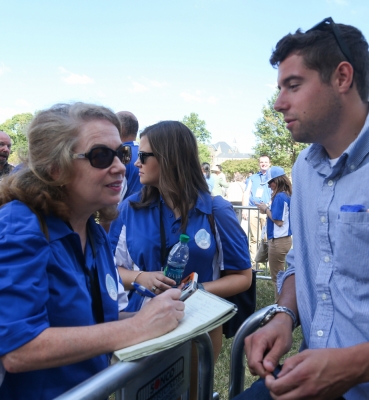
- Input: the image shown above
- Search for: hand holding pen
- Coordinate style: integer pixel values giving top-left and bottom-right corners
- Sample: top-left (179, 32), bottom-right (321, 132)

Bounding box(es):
top-left (132, 282), bottom-right (156, 298)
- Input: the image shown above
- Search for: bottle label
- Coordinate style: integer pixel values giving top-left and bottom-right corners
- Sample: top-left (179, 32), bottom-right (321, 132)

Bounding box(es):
top-left (164, 265), bottom-right (185, 286)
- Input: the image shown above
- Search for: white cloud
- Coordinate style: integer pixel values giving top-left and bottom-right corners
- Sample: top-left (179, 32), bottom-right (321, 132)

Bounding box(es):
top-left (15, 99), bottom-right (31, 107)
top-left (180, 91), bottom-right (202, 103)
top-left (0, 107), bottom-right (17, 123)
top-left (58, 67), bottom-right (94, 84)
top-left (149, 79), bottom-right (168, 88)
top-left (129, 81), bottom-right (149, 93)
top-left (180, 90), bottom-right (218, 104)
top-left (0, 63), bottom-right (11, 76)
top-left (266, 82), bottom-right (278, 90)
top-left (207, 96), bottom-right (218, 104)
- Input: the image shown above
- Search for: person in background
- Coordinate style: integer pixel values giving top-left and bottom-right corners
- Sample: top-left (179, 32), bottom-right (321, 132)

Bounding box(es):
top-left (0, 131), bottom-right (14, 180)
top-left (216, 164), bottom-right (228, 197)
top-left (227, 172), bottom-right (245, 223)
top-left (0, 103), bottom-right (184, 400)
top-left (201, 162), bottom-right (214, 192)
top-left (242, 155), bottom-right (271, 267)
top-left (255, 167), bottom-right (292, 302)
top-left (245, 170), bottom-right (254, 187)
top-left (236, 17), bottom-right (369, 400)
top-left (211, 164), bottom-right (229, 197)
top-left (116, 111), bottom-right (142, 200)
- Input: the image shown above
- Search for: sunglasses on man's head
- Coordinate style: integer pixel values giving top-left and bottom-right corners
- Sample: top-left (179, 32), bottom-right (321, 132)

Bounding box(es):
top-left (306, 17), bottom-right (354, 67)
top-left (72, 144), bottom-right (132, 169)
top-left (137, 151), bottom-right (155, 164)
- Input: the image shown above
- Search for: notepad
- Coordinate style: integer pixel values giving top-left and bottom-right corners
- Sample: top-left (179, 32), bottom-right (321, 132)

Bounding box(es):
top-left (113, 289), bottom-right (237, 362)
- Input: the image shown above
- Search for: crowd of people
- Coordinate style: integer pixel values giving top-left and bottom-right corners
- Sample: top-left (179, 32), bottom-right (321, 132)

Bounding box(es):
top-left (1, 16), bottom-right (369, 400)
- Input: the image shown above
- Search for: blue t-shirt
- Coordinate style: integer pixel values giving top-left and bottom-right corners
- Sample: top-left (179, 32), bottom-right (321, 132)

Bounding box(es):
top-left (109, 192), bottom-right (251, 311)
top-left (0, 201), bottom-right (120, 400)
top-left (123, 140), bottom-right (143, 200)
top-left (266, 192), bottom-right (292, 240)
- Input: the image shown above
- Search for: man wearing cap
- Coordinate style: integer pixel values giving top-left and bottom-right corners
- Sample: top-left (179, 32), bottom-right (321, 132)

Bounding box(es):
top-left (211, 164), bottom-right (229, 197)
top-left (235, 17), bottom-right (369, 400)
top-left (241, 155), bottom-right (271, 267)
top-left (0, 131), bottom-right (13, 180)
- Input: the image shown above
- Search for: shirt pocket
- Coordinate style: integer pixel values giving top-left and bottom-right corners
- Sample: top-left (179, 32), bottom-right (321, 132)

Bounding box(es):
top-left (335, 211), bottom-right (369, 281)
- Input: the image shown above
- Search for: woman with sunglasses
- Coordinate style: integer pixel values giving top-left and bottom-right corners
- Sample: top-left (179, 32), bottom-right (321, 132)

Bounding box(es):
top-left (109, 121), bottom-right (252, 368)
top-left (255, 166), bottom-right (292, 302)
top-left (0, 103), bottom-right (184, 400)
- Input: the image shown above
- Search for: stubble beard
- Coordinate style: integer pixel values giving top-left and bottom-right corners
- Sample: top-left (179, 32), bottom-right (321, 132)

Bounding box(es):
top-left (290, 89), bottom-right (342, 145)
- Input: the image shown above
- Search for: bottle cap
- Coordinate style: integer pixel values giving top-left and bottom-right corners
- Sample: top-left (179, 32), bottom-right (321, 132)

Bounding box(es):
top-left (179, 234), bottom-right (190, 243)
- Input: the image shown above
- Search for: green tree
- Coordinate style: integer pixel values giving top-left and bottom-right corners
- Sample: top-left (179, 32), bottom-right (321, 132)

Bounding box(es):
top-left (0, 112), bottom-right (33, 164)
top-left (253, 91), bottom-right (308, 171)
top-left (182, 113), bottom-right (211, 144)
top-left (221, 159), bottom-right (259, 181)
top-left (197, 143), bottom-right (211, 164)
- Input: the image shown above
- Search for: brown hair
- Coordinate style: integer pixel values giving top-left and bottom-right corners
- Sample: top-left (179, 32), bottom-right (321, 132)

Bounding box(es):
top-left (131, 120), bottom-right (209, 232)
top-left (271, 175), bottom-right (292, 201)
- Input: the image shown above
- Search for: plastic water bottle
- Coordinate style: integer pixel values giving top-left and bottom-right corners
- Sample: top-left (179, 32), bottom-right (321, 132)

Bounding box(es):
top-left (164, 234), bottom-right (190, 286)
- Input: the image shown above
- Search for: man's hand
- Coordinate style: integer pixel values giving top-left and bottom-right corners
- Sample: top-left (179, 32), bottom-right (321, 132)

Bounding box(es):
top-left (242, 209), bottom-right (248, 220)
top-left (265, 347), bottom-right (363, 399)
top-left (245, 313), bottom-right (293, 378)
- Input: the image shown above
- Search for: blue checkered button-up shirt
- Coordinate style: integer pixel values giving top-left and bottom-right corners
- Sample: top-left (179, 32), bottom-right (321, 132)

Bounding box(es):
top-left (279, 113), bottom-right (369, 399)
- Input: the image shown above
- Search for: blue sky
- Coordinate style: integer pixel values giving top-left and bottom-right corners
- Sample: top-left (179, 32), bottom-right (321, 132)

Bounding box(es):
top-left (1, 0), bottom-right (369, 152)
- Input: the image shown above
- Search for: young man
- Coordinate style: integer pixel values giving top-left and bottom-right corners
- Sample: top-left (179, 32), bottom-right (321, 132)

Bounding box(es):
top-left (236, 18), bottom-right (369, 400)
top-left (242, 155), bottom-right (271, 266)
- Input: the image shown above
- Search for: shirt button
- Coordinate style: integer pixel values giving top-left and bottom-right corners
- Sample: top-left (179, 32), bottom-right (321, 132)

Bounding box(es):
top-left (171, 228), bottom-right (176, 233)
top-left (350, 164), bottom-right (355, 171)
top-left (322, 293), bottom-right (327, 300)
top-left (169, 213), bottom-right (173, 218)
top-left (320, 216), bottom-right (326, 223)
top-left (327, 180), bottom-right (334, 187)
top-left (324, 256), bottom-right (330, 263)
top-left (317, 330), bottom-right (324, 337)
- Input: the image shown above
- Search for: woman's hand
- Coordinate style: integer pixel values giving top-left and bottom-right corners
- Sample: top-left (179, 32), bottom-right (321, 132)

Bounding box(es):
top-left (255, 202), bottom-right (267, 214)
top-left (135, 271), bottom-right (177, 295)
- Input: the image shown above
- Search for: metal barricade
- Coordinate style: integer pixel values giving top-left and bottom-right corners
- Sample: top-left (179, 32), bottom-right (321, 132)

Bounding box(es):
top-left (228, 305), bottom-right (275, 399)
top-left (54, 332), bottom-right (214, 400)
top-left (233, 205), bottom-right (271, 280)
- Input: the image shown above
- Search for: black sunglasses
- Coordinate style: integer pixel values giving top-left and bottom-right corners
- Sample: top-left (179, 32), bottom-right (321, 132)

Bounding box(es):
top-left (306, 17), bottom-right (354, 67)
top-left (72, 144), bottom-right (132, 169)
top-left (137, 151), bottom-right (155, 164)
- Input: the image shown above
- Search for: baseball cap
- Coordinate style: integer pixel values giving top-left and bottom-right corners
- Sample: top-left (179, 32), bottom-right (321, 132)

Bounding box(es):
top-left (262, 166), bottom-right (285, 184)
top-left (211, 165), bottom-right (220, 172)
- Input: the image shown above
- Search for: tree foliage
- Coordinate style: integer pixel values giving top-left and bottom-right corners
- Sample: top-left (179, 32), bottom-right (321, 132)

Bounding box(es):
top-left (221, 159), bottom-right (259, 181)
top-left (0, 112), bottom-right (33, 163)
top-left (198, 143), bottom-right (211, 164)
top-left (182, 112), bottom-right (211, 144)
top-left (253, 91), bottom-right (308, 171)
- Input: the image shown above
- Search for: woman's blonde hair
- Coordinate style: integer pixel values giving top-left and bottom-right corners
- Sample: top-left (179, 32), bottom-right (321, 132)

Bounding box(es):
top-left (0, 102), bottom-right (121, 222)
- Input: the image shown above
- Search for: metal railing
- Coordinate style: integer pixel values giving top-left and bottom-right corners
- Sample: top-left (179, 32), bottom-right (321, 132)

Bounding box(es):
top-left (233, 205), bottom-right (271, 280)
top-left (228, 305), bottom-right (275, 399)
top-left (54, 333), bottom-right (215, 400)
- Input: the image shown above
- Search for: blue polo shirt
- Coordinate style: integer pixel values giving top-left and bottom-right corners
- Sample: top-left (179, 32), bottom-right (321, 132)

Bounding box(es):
top-left (109, 192), bottom-right (251, 311)
top-left (0, 201), bottom-right (119, 400)
top-left (123, 140), bottom-right (143, 200)
top-left (266, 192), bottom-right (292, 240)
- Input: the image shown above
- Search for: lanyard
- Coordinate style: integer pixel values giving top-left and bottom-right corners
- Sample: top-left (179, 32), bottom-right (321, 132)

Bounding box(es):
top-left (86, 226), bottom-right (104, 324)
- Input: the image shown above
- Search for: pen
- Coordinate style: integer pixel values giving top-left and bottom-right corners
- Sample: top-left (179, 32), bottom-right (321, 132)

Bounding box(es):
top-left (132, 282), bottom-right (156, 298)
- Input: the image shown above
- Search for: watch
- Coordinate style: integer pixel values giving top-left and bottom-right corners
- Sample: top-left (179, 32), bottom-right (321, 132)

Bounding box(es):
top-left (260, 306), bottom-right (298, 330)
